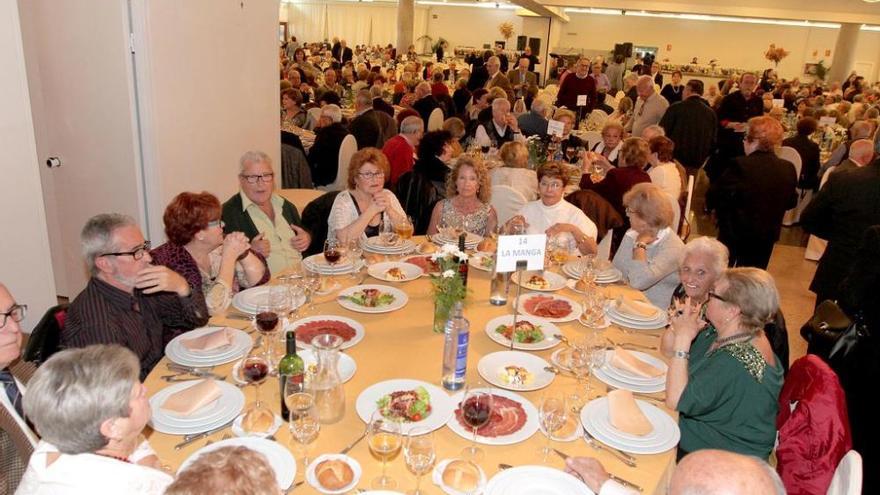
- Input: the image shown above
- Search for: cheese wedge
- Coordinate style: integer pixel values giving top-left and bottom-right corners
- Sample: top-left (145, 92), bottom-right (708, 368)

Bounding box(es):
top-left (181, 328), bottom-right (232, 352)
top-left (608, 389), bottom-right (653, 436)
top-left (617, 298), bottom-right (660, 319)
top-left (611, 348), bottom-right (665, 378)
top-left (160, 380), bottom-right (222, 416)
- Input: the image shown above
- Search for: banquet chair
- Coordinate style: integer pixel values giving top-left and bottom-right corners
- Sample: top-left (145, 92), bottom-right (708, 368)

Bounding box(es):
top-left (427, 108), bottom-right (444, 131)
top-left (22, 303), bottom-right (68, 365)
top-left (318, 134), bottom-right (357, 192)
top-left (564, 189), bottom-right (623, 241)
top-left (490, 185), bottom-right (527, 226)
top-left (580, 130), bottom-right (603, 150)
top-left (826, 450), bottom-right (863, 495)
top-left (679, 175), bottom-right (695, 240)
top-left (778, 146), bottom-right (804, 226)
top-left (301, 191), bottom-right (342, 257)
top-left (277, 188), bottom-right (324, 216)
top-left (280, 144), bottom-right (313, 189)
top-left (305, 107), bottom-right (322, 131)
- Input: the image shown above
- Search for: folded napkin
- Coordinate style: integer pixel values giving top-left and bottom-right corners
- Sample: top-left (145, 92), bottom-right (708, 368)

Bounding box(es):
top-left (616, 298), bottom-right (660, 319)
top-left (608, 389), bottom-right (653, 436)
top-left (160, 380), bottom-right (222, 416)
top-left (181, 328), bottom-right (233, 352)
top-left (611, 348), bottom-right (664, 378)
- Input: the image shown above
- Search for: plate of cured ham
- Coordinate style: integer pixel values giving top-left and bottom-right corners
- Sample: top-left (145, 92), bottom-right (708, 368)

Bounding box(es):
top-left (446, 389), bottom-right (539, 445)
top-left (289, 316), bottom-right (365, 350)
top-left (516, 293), bottom-right (582, 323)
top-left (403, 255), bottom-right (441, 276)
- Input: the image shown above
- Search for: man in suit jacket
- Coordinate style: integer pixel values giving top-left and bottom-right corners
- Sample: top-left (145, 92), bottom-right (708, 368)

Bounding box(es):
top-left (484, 56), bottom-right (513, 102)
top-left (412, 82), bottom-right (442, 131)
top-left (802, 156), bottom-right (880, 304)
top-left (517, 97), bottom-right (549, 137)
top-left (627, 75), bottom-right (669, 138)
top-left (466, 50), bottom-right (492, 92)
top-left (707, 117), bottom-right (797, 269)
top-left (337, 40), bottom-right (353, 64)
top-left (494, 45), bottom-right (509, 73)
top-left (507, 57), bottom-right (538, 101)
top-left (349, 90), bottom-right (393, 149)
top-left (781, 117), bottom-right (821, 190)
top-left (307, 104), bottom-right (350, 187)
top-left (659, 79), bottom-right (717, 172)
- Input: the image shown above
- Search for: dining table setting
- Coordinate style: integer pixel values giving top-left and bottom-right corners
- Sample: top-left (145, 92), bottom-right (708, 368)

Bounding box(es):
top-left (143, 234), bottom-right (679, 494)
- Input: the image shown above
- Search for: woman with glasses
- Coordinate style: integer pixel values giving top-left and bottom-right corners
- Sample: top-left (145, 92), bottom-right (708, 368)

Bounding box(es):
top-left (663, 267), bottom-right (784, 460)
top-left (426, 156), bottom-right (497, 236)
top-left (328, 148), bottom-right (406, 243)
top-left (152, 192), bottom-right (268, 316)
top-left (580, 137), bottom-right (652, 218)
top-left (505, 162), bottom-right (598, 255)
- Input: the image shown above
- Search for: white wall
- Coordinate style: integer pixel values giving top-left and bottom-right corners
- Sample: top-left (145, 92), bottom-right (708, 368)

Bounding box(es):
top-left (425, 6), bottom-right (523, 51)
top-left (281, 2), bottom-right (429, 47)
top-left (0, 0), bottom-right (57, 330)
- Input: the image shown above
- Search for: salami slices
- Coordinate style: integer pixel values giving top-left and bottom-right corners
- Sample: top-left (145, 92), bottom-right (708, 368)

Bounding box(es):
top-left (455, 394), bottom-right (527, 438)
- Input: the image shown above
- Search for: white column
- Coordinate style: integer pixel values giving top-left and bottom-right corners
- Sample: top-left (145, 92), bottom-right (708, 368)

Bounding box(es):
top-left (828, 23), bottom-right (860, 84)
top-left (397, 0), bottom-right (414, 55)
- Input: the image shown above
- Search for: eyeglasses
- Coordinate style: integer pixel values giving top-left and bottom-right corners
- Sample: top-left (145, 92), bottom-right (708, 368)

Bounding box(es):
top-left (101, 241), bottom-right (151, 260)
top-left (240, 173), bottom-right (274, 184)
top-left (708, 290), bottom-right (728, 303)
top-left (539, 181), bottom-right (563, 190)
top-left (0, 304), bottom-right (26, 329)
top-left (207, 219), bottom-right (225, 229)
top-left (358, 171), bottom-right (385, 180)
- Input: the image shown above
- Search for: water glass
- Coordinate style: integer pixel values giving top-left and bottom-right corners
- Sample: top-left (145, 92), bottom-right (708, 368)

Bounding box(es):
top-left (404, 427), bottom-right (435, 495)
top-left (288, 392), bottom-right (320, 467)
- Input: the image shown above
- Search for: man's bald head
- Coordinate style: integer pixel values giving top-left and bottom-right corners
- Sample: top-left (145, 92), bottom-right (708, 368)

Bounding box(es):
top-left (849, 139), bottom-right (875, 166)
top-left (670, 450), bottom-right (785, 495)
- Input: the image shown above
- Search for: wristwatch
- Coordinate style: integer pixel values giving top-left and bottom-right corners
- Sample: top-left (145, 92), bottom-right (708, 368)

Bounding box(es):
top-left (634, 241), bottom-right (648, 250)
top-left (672, 350), bottom-right (690, 360)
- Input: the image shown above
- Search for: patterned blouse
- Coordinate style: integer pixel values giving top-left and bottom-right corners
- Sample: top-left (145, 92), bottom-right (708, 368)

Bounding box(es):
top-left (438, 199), bottom-right (492, 236)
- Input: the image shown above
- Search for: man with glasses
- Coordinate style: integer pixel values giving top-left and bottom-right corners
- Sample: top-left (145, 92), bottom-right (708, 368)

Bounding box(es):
top-left (222, 150), bottom-right (311, 274)
top-left (64, 214), bottom-right (209, 379)
top-left (626, 75), bottom-right (669, 138)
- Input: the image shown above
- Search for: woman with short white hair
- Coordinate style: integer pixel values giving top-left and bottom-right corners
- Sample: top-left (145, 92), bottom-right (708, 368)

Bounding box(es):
top-left (18, 345), bottom-right (172, 493)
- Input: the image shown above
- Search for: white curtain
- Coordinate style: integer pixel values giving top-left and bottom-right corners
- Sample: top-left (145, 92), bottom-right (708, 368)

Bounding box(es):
top-left (326, 4), bottom-right (371, 45)
top-left (370, 5), bottom-right (398, 46)
top-left (287, 3), bottom-right (326, 44)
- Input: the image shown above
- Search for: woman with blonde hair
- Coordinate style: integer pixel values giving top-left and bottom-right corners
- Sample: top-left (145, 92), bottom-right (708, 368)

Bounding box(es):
top-left (491, 141), bottom-right (538, 200)
top-left (166, 446), bottom-right (281, 495)
top-left (427, 156), bottom-right (498, 236)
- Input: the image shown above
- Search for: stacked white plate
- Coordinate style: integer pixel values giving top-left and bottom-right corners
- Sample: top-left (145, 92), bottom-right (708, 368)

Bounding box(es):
top-left (165, 327), bottom-right (252, 367)
top-left (179, 437), bottom-right (296, 490)
top-left (512, 271), bottom-right (567, 292)
top-left (562, 260), bottom-right (622, 284)
top-left (593, 349), bottom-right (667, 394)
top-left (361, 236), bottom-right (417, 255)
top-left (303, 253), bottom-right (356, 275)
top-left (432, 231), bottom-right (481, 250)
top-left (485, 466), bottom-right (591, 495)
top-left (149, 380), bottom-right (245, 435)
top-left (232, 286), bottom-right (304, 315)
top-left (605, 300), bottom-right (668, 330)
top-left (580, 397), bottom-right (680, 455)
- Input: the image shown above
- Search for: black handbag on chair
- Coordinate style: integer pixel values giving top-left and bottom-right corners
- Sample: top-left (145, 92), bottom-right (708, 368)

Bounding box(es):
top-left (800, 299), bottom-right (871, 363)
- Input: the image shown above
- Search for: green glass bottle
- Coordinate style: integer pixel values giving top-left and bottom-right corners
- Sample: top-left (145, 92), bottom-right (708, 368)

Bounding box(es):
top-left (278, 330), bottom-right (304, 421)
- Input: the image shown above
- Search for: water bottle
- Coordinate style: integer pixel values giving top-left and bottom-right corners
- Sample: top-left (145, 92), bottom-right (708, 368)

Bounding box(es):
top-left (489, 265), bottom-right (509, 306)
top-left (441, 302), bottom-right (469, 391)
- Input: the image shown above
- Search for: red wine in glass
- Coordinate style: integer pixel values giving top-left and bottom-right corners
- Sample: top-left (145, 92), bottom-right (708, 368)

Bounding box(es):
top-left (461, 396), bottom-right (492, 429)
top-left (324, 248), bottom-right (341, 264)
top-left (255, 311), bottom-right (279, 333)
top-left (242, 358), bottom-right (269, 383)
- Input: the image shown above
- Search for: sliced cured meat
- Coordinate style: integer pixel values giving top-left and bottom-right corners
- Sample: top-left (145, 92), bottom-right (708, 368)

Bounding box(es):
top-left (524, 295), bottom-right (571, 318)
top-left (295, 319), bottom-right (357, 344)
top-left (404, 256), bottom-right (439, 274)
top-left (455, 394), bottom-right (527, 438)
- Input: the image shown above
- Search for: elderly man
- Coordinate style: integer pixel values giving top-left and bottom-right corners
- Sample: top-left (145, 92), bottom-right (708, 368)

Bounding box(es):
top-left (659, 79), bottom-right (718, 172)
top-left (835, 138), bottom-right (875, 174)
top-left (307, 104), bottom-right (349, 186)
top-left (474, 98), bottom-right (526, 147)
top-left (485, 56), bottom-right (513, 102)
top-left (555, 57), bottom-right (597, 114)
top-left (708, 72), bottom-right (763, 181)
top-left (315, 67), bottom-right (343, 103)
top-left (517, 97), bottom-right (550, 138)
top-left (349, 89), bottom-right (394, 149)
top-left (627, 75), bottom-right (669, 138)
top-left (820, 120), bottom-right (874, 176)
top-left (507, 57), bottom-right (538, 101)
top-left (64, 214), bottom-right (209, 379)
top-left (412, 81), bottom-right (442, 131)
top-left (383, 115), bottom-right (423, 187)
top-left (222, 151), bottom-right (311, 275)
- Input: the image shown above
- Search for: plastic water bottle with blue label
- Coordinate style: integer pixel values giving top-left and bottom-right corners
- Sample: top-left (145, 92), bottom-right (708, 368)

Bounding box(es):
top-left (441, 301), bottom-right (469, 391)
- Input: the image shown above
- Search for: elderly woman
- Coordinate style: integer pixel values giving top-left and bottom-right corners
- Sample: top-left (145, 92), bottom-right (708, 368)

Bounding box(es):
top-left (328, 148), bottom-right (406, 243)
top-left (589, 121), bottom-right (624, 167)
top-left (552, 108), bottom-right (585, 164)
top-left (442, 117), bottom-right (467, 158)
top-left (166, 446), bottom-right (280, 495)
top-left (706, 116), bottom-right (797, 269)
top-left (427, 156), bottom-right (498, 236)
top-left (506, 162), bottom-right (598, 255)
top-left (18, 345), bottom-right (172, 493)
top-left (291, 48), bottom-right (319, 82)
top-left (669, 236), bottom-right (730, 308)
top-left (613, 183), bottom-right (685, 308)
top-left (590, 63), bottom-right (611, 93)
top-left (280, 89), bottom-right (307, 129)
top-left (152, 192), bottom-right (268, 317)
top-left (491, 141), bottom-right (538, 200)
top-left (581, 137), bottom-right (652, 217)
top-left (660, 70), bottom-right (684, 104)
top-left (664, 268), bottom-right (784, 459)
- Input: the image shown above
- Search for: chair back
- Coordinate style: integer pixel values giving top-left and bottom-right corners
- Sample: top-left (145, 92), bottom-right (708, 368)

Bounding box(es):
top-left (490, 185), bottom-right (528, 225)
top-left (280, 144), bottom-right (313, 189)
top-left (300, 190), bottom-right (343, 256)
top-left (277, 188), bottom-right (325, 215)
top-left (22, 304), bottom-right (68, 364)
top-left (586, 109), bottom-right (608, 129)
top-left (318, 134), bottom-right (357, 192)
top-left (680, 174), bottom-right (695, 239)
top-left (778, 146), bottom-right (803, 178)
top-left (427, 107), bottom-right (444, 131)
top-left (580, 130), bottom-right (603, 150)
top-left (826, 450), bottom-right (863, 495)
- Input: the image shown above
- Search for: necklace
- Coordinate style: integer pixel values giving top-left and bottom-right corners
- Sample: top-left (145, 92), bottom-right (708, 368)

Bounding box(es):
top-left (714, 329), bottom-right (759, 347)
top-left (96, 452), bottom-right (131, 464)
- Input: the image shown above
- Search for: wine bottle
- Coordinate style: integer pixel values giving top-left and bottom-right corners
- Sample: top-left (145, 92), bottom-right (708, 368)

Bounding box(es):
top-left (278, 330), bottom-right (304, 421)
top-left (458, 232), bottom-right (469, 288)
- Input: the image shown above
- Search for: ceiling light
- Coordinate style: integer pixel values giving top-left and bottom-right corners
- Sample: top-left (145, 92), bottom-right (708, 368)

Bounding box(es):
top-left (417, 0), bottom-right (517, 8)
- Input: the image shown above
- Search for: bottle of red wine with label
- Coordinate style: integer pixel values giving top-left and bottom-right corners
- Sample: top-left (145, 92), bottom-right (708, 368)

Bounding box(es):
top-left (458, 232), bottom-right (469, 287)
top-left (278, 331), bottom-right (304, 421)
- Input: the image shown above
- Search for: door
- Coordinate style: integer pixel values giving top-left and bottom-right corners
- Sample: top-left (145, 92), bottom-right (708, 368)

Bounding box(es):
top-left (18, 0), bottom-right (146, 297)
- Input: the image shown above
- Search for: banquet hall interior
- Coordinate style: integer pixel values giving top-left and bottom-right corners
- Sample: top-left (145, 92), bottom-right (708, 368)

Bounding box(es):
top-left (2, 0), bottom-right (879, 493)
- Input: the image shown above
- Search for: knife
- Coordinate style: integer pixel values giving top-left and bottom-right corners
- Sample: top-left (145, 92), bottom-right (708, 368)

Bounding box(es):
top-left (552, 448), bottom-right (643, 492)
top-left (175, 420), bottom-right (235, 450)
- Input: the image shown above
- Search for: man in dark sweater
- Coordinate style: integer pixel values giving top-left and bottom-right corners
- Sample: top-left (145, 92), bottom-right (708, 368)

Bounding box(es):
top-left (555, 57), bottom-right (597, 114)
top-left (659, 79), bottom-right (718, 172)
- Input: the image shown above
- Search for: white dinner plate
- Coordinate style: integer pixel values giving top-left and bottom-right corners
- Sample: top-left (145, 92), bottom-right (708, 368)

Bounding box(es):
top-left (484, 315), bottom-right (561, 351)
top-left (446, 388), bottom-right (539, 446)
top-left (516, 293), bottom-right (582, 323)
top-left (306, 454), bottom-right (362, 494)
top-left (608, 299), bottom-right (664, 322)
top-left (592, 366), bottom-right (666, 394)
top-left (149, 380), bottom-right (244, 434)
top-left (468, 252), bottom-right (495, 272)
top-left (232, 286), bottom-right (305, 315)
top-left (362, 237), bottom-right (417, 254)
top-left (485, 465), bottom-right (593, 495)
top-left (355, 379), bottom-right (455, 435)
top-left (336, 284), bottom-right (408, 314)
top-left (303, 254), bottom-right (355, 274)
top-left (512, 271), bottom-right (567, 292)
top-left (287, 315), bottom-right (365, 350)
top-left (580, 397), bottom-right (679, 454)
top-left (602, 349), bottom-right (668, 384)
top-left (367, 261), bottom-right (423, 282)
top-left (477, 351), bottom-right (555, 392)
top-left (606, 310), bottom-right (668, 331)
top-left (433, 231), bottom-right (482, 248)
top-left (179, 437), bottom-right (296, 489)
top-left (165, 327), bottom-right (253, 367)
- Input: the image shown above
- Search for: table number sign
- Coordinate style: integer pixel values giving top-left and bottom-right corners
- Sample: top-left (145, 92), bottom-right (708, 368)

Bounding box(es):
top-left (496, 234), bottom-right (547, 272)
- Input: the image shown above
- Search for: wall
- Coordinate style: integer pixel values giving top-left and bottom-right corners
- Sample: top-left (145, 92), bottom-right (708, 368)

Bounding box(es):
top-left (0, 0), bottom-right (58, 330)
top-left (281, 2), bottom-right (429, 47)
top-left (424, 5), bottom-right (522, 51)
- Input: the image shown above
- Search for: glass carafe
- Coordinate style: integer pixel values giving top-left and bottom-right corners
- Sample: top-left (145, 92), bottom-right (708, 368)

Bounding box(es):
top-left (308, 334), bottom-right (346, 424)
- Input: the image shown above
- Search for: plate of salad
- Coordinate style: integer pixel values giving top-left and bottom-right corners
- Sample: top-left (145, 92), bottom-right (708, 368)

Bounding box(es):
top-left (484, 315), bottom-right (562, 351)
top-left (336, 285), bottom-right (408, 314)
top-left (355, 379), bottom-right (455, 434)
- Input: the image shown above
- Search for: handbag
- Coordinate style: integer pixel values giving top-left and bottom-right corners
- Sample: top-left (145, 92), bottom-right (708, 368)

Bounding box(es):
top-left (800, 299), bottom-right (871, 362)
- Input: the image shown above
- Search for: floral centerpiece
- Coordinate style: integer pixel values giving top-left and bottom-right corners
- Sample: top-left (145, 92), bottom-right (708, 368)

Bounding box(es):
top-left (764, 44), bottom-right (790, 67)
top-left (498, 22), bottom-right (514, 45)
top-left (430, 244), bottom-right (468, 333)
top-left (526, 135), bottom-right (547, 170)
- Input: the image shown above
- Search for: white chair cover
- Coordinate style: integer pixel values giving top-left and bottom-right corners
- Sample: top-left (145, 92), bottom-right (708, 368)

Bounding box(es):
top-left (826, 450), bottom-right (862, 495)
top-left (779, 146), bottom-right (804, 226)
top-left (680, 174), bottom-right (695, 239)
top-left (596, 228), bottom-right (613, 261)
top-left (580, 130), bottom-right (603, 150)
top-left (305, 107), bottom-right (322, 131)
top-left (427, 107), bottom-right (444, 131)
top-left (805, 167), bottom-right (834, 261)
top-left (318, 134), bottom-right (357, 192)
top-left (490, 185), bottom-right (527, 225)
top-left (585, 109), bottom-right (609, 129)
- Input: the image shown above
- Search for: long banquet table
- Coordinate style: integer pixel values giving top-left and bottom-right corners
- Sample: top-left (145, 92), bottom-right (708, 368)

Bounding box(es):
top-left (145, 241), bottom-right (676, 494)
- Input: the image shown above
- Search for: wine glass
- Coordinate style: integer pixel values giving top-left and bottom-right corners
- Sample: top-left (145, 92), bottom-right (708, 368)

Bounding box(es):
top-left (404, 426), bottom-right (436, 495)
top-left (564, 145), bottom-right (577, 163)
top-left (589, 335), bottom-right (609, 376)
top-left (237, 348), bottom-right (272, 433)
top-left (287, 392), bottom-right (320, 467)
top-left (254, 293), bottom-right (281, 367)
top-left (347, 237), bottom-right (364, 281)
top-left (368, 409), bottom-right (402, 489)
top-left (459, 385), bottom-right (493, 462)
top-left (300, 269), bottom-right (320, 315)
top-left (538, 393), bottom-right (568, 462)
top-left (567, 342), bottom-right (591, 410)
top-left (323, 237), bottom-right (342, 265)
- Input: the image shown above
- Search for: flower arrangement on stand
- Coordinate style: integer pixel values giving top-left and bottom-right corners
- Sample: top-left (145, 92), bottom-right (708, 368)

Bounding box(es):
top-left (764, 44), bottom-right (790, 67)
top-left (430, 244), bottom-right (469, 333)
top-left (526, 135), bottom-right (547, 170)
top-left (498, 22), bottom-right (514, 46)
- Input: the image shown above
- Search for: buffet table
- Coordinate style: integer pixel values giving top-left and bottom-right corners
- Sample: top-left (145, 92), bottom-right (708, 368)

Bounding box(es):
top-left (144, 240), bottom-right (676, 494)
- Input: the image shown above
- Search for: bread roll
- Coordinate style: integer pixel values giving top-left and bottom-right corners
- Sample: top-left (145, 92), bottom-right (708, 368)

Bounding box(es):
top-left (442, 460), bottom-right (480, 492)
top-left (315, 459), bottom-right (354, 490)
top-left (242, 408), bottom-right (275, 433)
top-left (477, 237), bottom-right (496, 253)
top-left (419, 242), bottom-right (438, 254)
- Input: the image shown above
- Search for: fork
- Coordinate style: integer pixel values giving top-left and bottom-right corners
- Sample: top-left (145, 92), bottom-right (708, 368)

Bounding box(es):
top-left (582, 427), bottom-right (637, 467)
